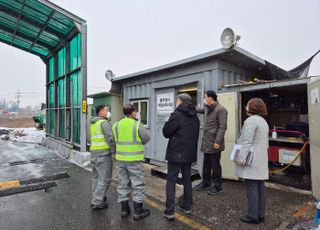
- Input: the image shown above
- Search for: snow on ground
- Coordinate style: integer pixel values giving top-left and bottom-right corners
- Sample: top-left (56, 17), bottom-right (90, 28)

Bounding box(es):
top-left (0, 127), bottom-right (45, 144)
top-left (0, 126), bottom-right (91, 170)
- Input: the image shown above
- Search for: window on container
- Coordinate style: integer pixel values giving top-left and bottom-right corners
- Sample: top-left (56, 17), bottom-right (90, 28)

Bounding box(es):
top-left (57, 47), bottom-right (66, 77)
top-left (131, 100), bottom-right (148, 126)
top-left (69, 33), bottom-right (81, 71)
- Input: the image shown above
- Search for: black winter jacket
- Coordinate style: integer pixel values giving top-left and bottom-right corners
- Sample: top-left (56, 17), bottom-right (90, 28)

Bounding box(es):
top-left (162, 102), bottom-right (200, 163)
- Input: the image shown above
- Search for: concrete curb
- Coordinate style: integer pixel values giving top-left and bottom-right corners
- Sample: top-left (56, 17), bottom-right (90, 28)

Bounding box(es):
top-left (69, 150), bottom-right (91, 167)
top-left (45, 137), bottom-right (92, 170)
top-left (265, 182), bottom-right (312, 196)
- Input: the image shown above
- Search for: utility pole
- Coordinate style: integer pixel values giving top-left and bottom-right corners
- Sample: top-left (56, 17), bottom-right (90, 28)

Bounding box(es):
top-left (16, 90), bottom-right (20, 114)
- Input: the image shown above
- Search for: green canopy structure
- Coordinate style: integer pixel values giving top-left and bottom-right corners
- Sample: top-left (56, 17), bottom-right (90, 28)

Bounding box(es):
top-left (0, 0), bottom-right (87, 151)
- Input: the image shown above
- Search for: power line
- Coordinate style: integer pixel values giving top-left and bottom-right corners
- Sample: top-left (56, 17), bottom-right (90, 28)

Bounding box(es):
top-left (0, 91), bottom-right (44, 96)
top-left (20, 95), bottom-right (45, 97)
top-left (0, 93), bottom-right (15, 97)
top-left (0, 96), bottom-right (16, 99)
top-left (19, 92), bottom-right (45, 94)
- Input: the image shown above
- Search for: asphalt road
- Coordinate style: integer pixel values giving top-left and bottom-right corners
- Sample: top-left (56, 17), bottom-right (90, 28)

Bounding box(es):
top-left (0, 140), bottom-right (197, 230)
top-left (0, 140), bottom-right (315, 230)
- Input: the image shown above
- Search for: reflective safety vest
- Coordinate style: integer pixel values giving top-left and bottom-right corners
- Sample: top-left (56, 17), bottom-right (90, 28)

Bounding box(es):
top-left (90, 119), bottom-right (111, 151)
top-left (112, 117), bottom-right (144, 162)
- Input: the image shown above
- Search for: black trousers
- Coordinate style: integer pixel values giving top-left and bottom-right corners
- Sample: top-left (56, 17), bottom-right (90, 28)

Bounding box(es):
top-left (202, 152), bottom-right (222, 188)
top-left (165, 162), bottom-right (192, 214)
top-left (245, 179), bottom-right (266, 220)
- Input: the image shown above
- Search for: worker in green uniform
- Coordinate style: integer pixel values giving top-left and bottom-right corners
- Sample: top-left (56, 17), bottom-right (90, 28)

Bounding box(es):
top-left (112, 104), bottom-right (150, 220)
top-left (90, 104), bottom-right (114, 209)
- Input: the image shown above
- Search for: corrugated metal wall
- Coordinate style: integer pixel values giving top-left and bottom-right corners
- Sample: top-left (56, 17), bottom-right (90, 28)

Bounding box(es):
top-left (126, 83), bottom-right (152, 100)
top-left (119, 59), bottom-right (253, 162)
top-left (217, 61), bottom-right (252, 87)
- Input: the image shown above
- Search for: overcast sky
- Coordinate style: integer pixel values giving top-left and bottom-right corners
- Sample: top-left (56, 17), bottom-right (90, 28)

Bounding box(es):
top-left (0, 0), bottom-right (319, 107)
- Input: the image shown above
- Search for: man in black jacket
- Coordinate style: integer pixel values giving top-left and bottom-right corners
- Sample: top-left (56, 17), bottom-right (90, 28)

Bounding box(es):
top-left (162, 93), bottom-right (200, 220)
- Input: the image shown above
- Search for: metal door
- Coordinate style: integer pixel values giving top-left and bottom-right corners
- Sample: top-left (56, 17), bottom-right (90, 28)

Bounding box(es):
top-left (308, 79), bottom-right (320, 199)
top-left (217, 92), bottom-right (240, 180)
top-left (154, 88), bottom-right (176, 161)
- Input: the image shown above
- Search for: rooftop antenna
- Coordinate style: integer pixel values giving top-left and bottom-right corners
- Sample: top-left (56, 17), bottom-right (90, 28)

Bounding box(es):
top-left (220, 28), bottom-right (241, 49)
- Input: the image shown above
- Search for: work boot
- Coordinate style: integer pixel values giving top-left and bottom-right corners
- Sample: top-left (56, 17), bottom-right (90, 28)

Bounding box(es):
top-left (133, 202), bottom-right (150, 220)
top-left (121, 201), bottom-right (130, 217)
top-left (91, 197), bottom-right (109, 209)
top-left (91, 202), bottom-right (108, 209)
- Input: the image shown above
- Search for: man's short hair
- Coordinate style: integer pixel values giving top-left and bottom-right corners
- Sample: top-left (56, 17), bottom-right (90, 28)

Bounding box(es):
top-left (178, 93), bottom-right (192, 103)
top-left (205, 90), bottom-right (217, 101)
top-left (95, 104), bottom-right (108, 115)
top-left (123, 104), bottom-right (136, 116)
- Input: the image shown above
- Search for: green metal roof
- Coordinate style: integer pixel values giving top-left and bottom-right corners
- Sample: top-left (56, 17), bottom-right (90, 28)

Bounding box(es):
top-left (87, 92), bottom-right (120, 98)
top-left (0, 0), bottom-right (85, 59)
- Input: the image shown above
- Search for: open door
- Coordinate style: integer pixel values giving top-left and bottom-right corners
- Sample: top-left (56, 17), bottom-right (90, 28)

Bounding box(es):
top-left (217, 92), bottom-right (240, 180)
top-left (308, 79), bottom-right (320, 199)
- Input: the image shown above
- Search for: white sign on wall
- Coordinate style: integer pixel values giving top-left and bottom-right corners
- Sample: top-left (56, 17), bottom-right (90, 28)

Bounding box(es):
top-left (157, 93), bottom-right (174, 113)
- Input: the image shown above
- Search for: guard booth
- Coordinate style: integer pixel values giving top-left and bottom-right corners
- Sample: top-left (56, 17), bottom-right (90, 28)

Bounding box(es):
top-left (86, 92), bottom-right (123, 143)
top-left (109, 45), bottom-right (320, 198)
top-left (0, 0), bottom-right (87, 152)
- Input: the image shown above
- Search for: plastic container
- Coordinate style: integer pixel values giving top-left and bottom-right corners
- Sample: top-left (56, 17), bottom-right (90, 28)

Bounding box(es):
top-left (272, 126), bottom-right (277, 139)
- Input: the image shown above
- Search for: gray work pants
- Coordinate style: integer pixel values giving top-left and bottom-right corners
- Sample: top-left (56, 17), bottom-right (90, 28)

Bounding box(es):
top-left (91, 153), bottom-right (113, 206)
top-left (116, 161), bottom-right (145, 203)
top-left (245, 179), bottom-right (266, 220)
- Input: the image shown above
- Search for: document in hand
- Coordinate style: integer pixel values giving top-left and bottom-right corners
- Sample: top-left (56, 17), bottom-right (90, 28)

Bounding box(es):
top-left (230, 144), bottom-right (253, 166)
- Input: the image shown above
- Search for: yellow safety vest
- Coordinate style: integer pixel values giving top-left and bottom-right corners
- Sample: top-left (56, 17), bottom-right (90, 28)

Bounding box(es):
top-left (112, 117), bottom-right (144, 162)
top-left (90, 119), bottom-right (111, 151)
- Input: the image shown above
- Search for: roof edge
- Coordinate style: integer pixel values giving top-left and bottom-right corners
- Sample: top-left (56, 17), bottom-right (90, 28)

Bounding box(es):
top-left (233, 46), bottom-right (265, 65)
top-left (112, 46), bottom-right (266, 82)
top-left (87, 92), bottom-right (119, 98)
top-left (38, 0), bottom-right (86, 24)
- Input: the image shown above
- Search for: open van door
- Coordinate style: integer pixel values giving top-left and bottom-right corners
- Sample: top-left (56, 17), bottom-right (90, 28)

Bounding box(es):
top-left (218, 92), bottom-right (240, 180)
top-left (308, 79), bottom-right (320, 199)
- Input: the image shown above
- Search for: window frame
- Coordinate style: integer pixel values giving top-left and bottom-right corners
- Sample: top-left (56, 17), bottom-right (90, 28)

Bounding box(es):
top-left (130, 99), bottom-right (149, 127)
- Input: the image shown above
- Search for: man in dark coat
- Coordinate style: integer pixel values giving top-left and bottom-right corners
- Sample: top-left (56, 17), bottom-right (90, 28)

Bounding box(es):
top-left (195, 90), bottom-right (228, 195)
top-left (162, 93), bottom-right (200, 220)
